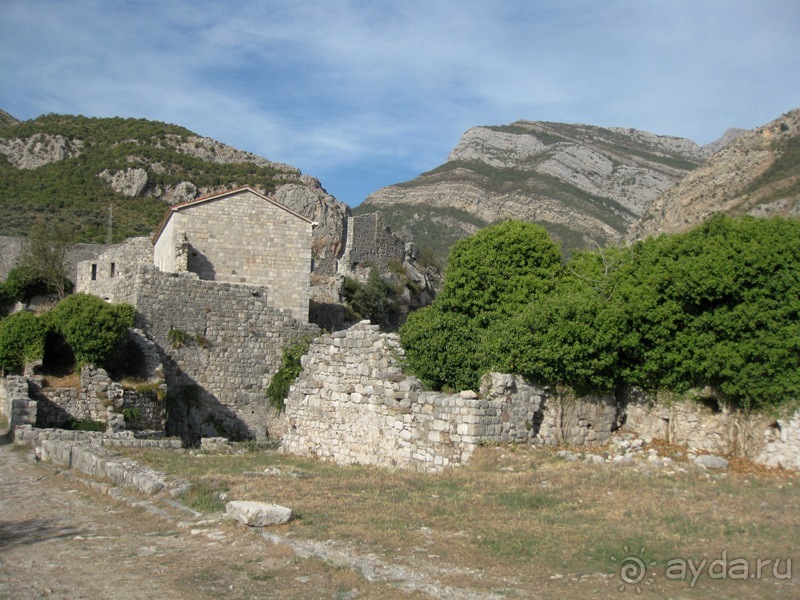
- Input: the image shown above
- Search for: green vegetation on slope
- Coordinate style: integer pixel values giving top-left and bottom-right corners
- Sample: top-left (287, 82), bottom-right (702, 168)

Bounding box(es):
top-left (352, 202), bottom-right (490, 267)
top-left (743, 132), bottom-right (800, 203)
top-left (0, 114), bottom-right (298, 242)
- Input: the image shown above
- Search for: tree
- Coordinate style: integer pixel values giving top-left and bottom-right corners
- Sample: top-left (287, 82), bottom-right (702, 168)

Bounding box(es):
top-left (44, 293), bottom-right (134, 367)
top-left (400, 221), bottom-right (562, 391)
top-left (0, 311), bottom-right (46, 373)
top-left (19, 220), bottom-right (74, 299)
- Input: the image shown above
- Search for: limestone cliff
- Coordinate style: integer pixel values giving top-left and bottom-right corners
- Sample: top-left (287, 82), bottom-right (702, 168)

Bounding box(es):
top-left (629, 108), bottom-right (800, 240)
top-left (357, 121), bottom-right (708, 259)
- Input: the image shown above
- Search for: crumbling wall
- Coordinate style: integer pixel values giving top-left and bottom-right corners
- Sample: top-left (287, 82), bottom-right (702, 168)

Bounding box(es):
top-left (0, 375), bottom-right (37, 430)
top-left (339, 213), bottom-right (406, 272)
top-left (623, 395), bottom-right (800, 469)
top-left (131, 266), bottom-right (318, 443)
top-left (282, 322), bottom-right (800, 472)
top-left (76, 237), bottom-right (153, 303)
top-left (281, 322), bottom-right (618, 471)
top-left (0, 235), bottom-right (105, 283)
top-left (31, 366), bottom-right (165, 432)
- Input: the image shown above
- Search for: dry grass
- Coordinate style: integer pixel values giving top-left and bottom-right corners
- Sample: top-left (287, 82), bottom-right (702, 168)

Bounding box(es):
top-left (41, 372), bottom-right (80, 388)
top-left (118, 443), bottom-right (800, 598)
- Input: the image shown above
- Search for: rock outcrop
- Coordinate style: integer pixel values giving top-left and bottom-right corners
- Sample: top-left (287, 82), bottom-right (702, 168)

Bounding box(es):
top-left (274, 178), bottom-right (350, 274)
top-left (0, 133), bottom-right (84, 169)
top-left (629, 108), bottom-right (800, 240)
top-left (98, 167), bottom-right (150, 197)
top-left (358, 120), bottom-right (709, 259)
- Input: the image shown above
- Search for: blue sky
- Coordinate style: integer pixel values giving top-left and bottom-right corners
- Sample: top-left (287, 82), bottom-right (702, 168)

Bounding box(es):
top-left (1, 1), bottom-right (798, 207)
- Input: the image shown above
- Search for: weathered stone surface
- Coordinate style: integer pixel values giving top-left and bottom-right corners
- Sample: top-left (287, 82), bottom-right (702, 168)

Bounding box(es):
top-left (359, 120), bottom-right (710, 254)
top-left (226, 501), bottom-right (292, 526)
top-left (630, 108), bottom-right (800, 240)
top-left (98, 167), bottom-right (149, 197)
top-left (0, 133), bottom-right (84, 169)
top-left (281, 324), bottom-right (618, 471)
top-left (694, 454), bottom-right (729, 470)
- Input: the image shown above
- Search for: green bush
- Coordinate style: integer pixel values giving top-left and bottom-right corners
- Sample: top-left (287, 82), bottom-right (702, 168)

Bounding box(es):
top-left (400, 220), bottom-right (562, 391)
top-left (266, 337), bottom-right (313, 412)
top-left (343, 272), bottom-right (400, 329)
top-left (0, 311), bottom-right (46, 372)
top-left (401, 214), bottom-right (800, 411)
top-left (44, 293), bottom-right (134, 368)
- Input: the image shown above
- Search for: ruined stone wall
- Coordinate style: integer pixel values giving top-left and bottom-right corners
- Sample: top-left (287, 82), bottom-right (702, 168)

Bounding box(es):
top-left (623, 396), bottom-right (800, 470)
top-left (281, 322), bottom-right (800, 471)
top-left (76, 237), bottom-right (153, 303)
top-left (31, 366), bottom-right (165, 432)
top-left (130, 266), bottom-right (318, 443)
top-left (281, 322), bottom-right (618, 471)
top-left (0, 235), bottom-right (105, 283)
top-left (152, 189), bottom-right (314, 321)
top-left (339, 213), bottom-right (406, 272)
top-left (1, 375), bottom-right (37, 430)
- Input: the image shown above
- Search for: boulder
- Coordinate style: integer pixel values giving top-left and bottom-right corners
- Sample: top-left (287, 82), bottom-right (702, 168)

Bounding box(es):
top-left (226, 501), bottom-right (292, 526)
top-left (694, 454), bottom-right (729, 470)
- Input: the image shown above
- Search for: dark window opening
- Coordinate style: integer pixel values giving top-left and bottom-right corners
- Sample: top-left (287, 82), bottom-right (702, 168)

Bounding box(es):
top-left (110, 262), bottom-right (116, 278)
top-left (90, 264), bottom-right (97, 281)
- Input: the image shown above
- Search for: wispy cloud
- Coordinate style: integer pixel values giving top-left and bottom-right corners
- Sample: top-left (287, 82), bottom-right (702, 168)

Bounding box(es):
top-left (1, 0), bottom-right (798, 205)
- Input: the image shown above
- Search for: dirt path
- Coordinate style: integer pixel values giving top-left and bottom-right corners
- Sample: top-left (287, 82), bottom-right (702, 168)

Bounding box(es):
top-left (0, 435), bottom-right (427, 600)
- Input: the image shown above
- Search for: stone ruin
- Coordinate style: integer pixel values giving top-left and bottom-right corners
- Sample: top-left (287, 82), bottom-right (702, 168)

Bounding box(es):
top-left (281, 321), bottom-right (800, 472)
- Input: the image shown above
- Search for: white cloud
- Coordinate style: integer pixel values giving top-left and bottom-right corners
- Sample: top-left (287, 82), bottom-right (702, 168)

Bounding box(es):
top-left (1, 0), bottom-right (798, 204)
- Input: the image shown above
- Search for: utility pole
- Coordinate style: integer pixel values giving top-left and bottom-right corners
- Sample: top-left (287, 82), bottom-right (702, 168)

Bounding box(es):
top-left (106, 204), bottom-right (113, 245)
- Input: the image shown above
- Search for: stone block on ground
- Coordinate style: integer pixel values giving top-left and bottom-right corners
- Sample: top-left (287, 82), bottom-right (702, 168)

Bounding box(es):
top-left (226, 500), bottom-right (292, 526)
top-left (694, 454), bottom-right (729, 470)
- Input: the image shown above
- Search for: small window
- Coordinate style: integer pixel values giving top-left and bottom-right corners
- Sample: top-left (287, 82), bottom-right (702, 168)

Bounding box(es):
top-left (110, 262), bottom-right (116, 278)
top-left (90, 264), bottom-right (97, 281)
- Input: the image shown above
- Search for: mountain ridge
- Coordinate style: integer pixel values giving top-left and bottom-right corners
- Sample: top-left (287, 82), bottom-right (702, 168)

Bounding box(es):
top-left (0, 112), bottom-right (350, 268)
top-left (356, 120), bottom-right (713, 261)
top-left (629, 108), bottom-right (800, 239)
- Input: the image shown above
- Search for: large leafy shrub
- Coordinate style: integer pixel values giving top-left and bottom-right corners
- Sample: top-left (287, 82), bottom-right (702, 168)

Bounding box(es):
top-left (0, 310), bottom-right (46, 372)
top-left (400, 220), bottom-right (562, 391)
top-left (44, 293), bottom-right (135, 368)
top-left (401, 214), bottom-right (800, 411)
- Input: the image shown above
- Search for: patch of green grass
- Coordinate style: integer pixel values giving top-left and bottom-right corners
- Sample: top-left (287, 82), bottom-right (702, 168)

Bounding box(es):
top-left (178, 479), bottom-right (228, 513)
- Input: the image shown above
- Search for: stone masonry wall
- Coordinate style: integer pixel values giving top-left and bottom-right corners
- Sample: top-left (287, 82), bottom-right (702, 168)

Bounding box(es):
top-left (3, 366), bottom-right (164, 435)
top-left (31, 366), bottom-right (165, 432)
top-left (76, 237), bottom-right (153, 303)
top-left (281, 322), bottom-right (618, 471)
top-left (624, 396), bottom-right (800, 470)
top-left (339, 213), bottom-right (406, 272)
top-left (152, 189), bottom-right (314, 322)
top-left (0, 235), bottom-right (106, 283)
top-left (0, 375), bottom-right (37, 430)
top-left (131, 266), bottom-right (318, 443)
top-left (282, 322), bottom-right (800, 471)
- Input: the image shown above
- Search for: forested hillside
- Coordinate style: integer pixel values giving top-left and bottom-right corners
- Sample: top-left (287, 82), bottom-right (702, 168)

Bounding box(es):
top-left (0, 113), bottom-right (302, 242)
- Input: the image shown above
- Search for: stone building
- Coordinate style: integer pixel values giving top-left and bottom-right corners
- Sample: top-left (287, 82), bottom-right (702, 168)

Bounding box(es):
top-left (338, 212), bottom-right (407, 273)
top-left (153, 186), bottom-right (315, 322)
top-left (78, 186), bottom-right (315, 322)
top-left (71, 186), bottom-right (320, 442)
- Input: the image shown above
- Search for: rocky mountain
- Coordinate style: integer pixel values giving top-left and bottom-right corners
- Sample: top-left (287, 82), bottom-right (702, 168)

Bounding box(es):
top-left (0, 112), bottom-right (349, 265)
top-left (629, 108), bottom-right (800, 240)
top-left (356, 121), bottom-right (712, 260)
